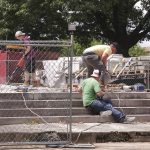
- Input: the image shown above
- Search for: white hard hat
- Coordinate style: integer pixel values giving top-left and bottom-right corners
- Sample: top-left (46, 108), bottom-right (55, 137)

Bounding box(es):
top-left (15, 31), bottom-right (25, 37)
top-left (91, 69), bottom-right (100, 78)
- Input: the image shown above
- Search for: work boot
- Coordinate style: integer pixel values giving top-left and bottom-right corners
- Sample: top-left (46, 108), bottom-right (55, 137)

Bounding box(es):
top-left (122, 116), bottom-right (135, 124)
top-left (32, 81), bottom-right (38, 87)
top-left (36, 80), bottom-right (42, 87)
top-left (24, 71), bottom-right (30, 82)
top-left (100, 110), bottom-right (112, 117)
top-left (32, 80), bottom-right (42, 87)
top-left (23, 81), bottom-right (30, 86)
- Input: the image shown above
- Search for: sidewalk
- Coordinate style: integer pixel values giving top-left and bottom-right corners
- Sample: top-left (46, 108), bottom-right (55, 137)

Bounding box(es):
top-left (0, 142), bottom-right (150, 150)
top-left (1, 122), bottom-right (150, 143)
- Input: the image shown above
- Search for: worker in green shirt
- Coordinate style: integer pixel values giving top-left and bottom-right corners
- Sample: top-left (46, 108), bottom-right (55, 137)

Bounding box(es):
top-left (78, 69), bottom-right (135, 123)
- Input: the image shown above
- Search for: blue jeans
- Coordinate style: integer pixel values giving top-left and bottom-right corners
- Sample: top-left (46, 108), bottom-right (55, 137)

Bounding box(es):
top-left (88, 99), bottom-right (125, 122)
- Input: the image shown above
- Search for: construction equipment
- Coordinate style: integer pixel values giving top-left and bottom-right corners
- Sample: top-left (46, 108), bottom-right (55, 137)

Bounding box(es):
top-left (9, 56), bottom-right (25, 82)
top-left (107, 55), bottom-right (150, 86)
top-left (17, 57), bottom-right (25, 68)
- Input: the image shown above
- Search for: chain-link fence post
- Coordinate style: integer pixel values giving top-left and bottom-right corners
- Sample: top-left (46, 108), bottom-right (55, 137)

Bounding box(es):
top-left (68, 23), bottom-right (76, 143)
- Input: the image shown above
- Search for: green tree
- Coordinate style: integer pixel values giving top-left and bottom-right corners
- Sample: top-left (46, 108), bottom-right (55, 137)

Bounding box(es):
top-left (129, 45), bottom-right (147, 57)
top-left (90, 39), bottom-right (104, 46)
top-left (0, 0), bottom-right (68, 40)
top-left (62, 39), bottom-right (104, 56)
top-left (0, 0), bottom-right (149, 57)
top-left (64, 0), bottom-right (150, 56)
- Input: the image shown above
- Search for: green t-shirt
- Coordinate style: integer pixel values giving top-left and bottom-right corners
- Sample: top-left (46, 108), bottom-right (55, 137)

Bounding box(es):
top-left (80, 77), bottom-right (101, 107)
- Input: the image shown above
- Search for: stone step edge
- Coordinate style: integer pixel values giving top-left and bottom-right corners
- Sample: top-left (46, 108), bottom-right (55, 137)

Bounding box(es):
top-left (0, 99), bottom-right (150, 102)
top-left (0, 114), bottom-right (150, 119)
top-left (0, 114), bottom-right (149, 124)
top-left (0, 107), bottom-right (150, 110)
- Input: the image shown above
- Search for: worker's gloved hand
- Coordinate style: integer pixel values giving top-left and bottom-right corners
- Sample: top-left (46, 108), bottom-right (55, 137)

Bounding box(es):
top-left (96, 96), bottom-right (103, 100)
top-left (23, 54), bottom-right (27, 58)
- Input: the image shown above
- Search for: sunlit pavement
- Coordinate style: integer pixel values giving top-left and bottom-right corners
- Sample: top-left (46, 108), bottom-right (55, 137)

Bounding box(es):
top-left (0, 142), bottom-right (150, 150)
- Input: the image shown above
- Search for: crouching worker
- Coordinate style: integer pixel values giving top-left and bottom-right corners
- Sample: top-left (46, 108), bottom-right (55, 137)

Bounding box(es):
top-left (78, 69), bottom-right (135, 123)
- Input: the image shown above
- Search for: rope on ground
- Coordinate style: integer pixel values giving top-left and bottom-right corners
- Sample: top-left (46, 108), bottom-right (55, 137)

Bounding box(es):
top-left (21, 91), bottom-right (50, 124)
top-left (105, 90), bottom-right (124, 113)
top-left (74, 123), bottom-right (102, 143)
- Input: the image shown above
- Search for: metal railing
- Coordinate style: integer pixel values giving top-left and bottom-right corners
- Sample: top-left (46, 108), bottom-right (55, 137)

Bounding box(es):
top-left (108, 56), bottom-right (150, 89)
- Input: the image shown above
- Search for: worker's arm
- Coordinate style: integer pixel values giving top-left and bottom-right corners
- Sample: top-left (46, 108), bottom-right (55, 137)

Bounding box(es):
top-left (101, 53), bottom-right (108, 66)
top-left (100, 84), bottom-right (106, 92)
top-left (96, 90), bottom-right (105, 97)
top-left (24, 46), bottom-right (31, 56)
top-left (78, 86), bottom-right (82, 93)
top-left (95, 81), bottom-right (106, 98)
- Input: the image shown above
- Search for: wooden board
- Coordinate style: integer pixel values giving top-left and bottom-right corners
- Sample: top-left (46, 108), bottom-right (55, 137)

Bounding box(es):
top-left (6, 45), bottom-right (26, 50)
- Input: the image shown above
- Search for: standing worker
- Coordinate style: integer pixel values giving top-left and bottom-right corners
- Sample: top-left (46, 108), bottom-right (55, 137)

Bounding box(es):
top-left (15, 31), bottom-right (37, 87)
top-left (82, 42), bottom-right (118, 85)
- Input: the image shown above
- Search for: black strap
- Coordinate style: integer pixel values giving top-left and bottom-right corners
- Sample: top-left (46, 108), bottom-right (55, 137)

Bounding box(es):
top-left (82, 52), bottom-right (96, 56)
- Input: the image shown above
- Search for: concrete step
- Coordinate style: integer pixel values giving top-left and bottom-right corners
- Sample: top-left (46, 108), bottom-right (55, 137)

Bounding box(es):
top-left (0, 107), bottom-right (150, 117)
top-left (112, 99), bottom-right (150, 107)
top-left (0, 115), bottom-right (107, 125)
top-left (104, 92), bottom-right (150, 99)
top-left (115, 107), bottom-right (150, 114)
top-left (0, 92), bottom-right (149, 125)
top-left (1, 99), bottom-right (150, 109)
top-left (0, 93), bottom-right (70, 100)
top-left (0, 92), bottom-right (150, 100)
top-left (0, 114), bottom-right (149, 125)
top-left (0, 108), bottom-right (88, 117)
top-left (4, 99), bottom-right (150, 107)
top-left (0, 100), bottom-right (82, 108)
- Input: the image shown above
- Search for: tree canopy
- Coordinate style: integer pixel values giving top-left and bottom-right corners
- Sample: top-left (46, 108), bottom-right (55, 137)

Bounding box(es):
top-left (0, 0), bottom-right (68, 40)
top-left (64, 0), bottom-right (150, 56)
top-left (0, 0), bottom-right (149, 56)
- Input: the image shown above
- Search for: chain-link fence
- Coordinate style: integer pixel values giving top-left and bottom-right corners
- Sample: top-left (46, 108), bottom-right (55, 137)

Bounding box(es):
top-left (0, 39), bottom-right (76, 145)
top-left (0, 38), bottom-right (150, 145)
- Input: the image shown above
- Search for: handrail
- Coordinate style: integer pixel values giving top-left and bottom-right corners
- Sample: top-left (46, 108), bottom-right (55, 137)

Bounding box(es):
top-left (116, 57), bottom-right (132, 78)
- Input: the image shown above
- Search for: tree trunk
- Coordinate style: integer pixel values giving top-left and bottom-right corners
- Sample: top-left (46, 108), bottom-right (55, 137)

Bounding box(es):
top-left (118, 46), bottom-right (130, 57)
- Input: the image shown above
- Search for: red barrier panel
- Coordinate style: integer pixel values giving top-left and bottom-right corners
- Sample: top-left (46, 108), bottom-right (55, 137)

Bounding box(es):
top-left (0, 50), bottom-right (60, 84)
top-left (0, 50), bottom-right (23, 84)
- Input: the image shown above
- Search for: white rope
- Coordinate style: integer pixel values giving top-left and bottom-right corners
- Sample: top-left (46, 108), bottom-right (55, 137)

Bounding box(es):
top-left (21, 91), bottom-right (49, 124)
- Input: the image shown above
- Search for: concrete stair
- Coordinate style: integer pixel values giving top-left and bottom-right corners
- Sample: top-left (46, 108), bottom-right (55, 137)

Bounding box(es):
top-left (0, 92), bottom-right (150, 125)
